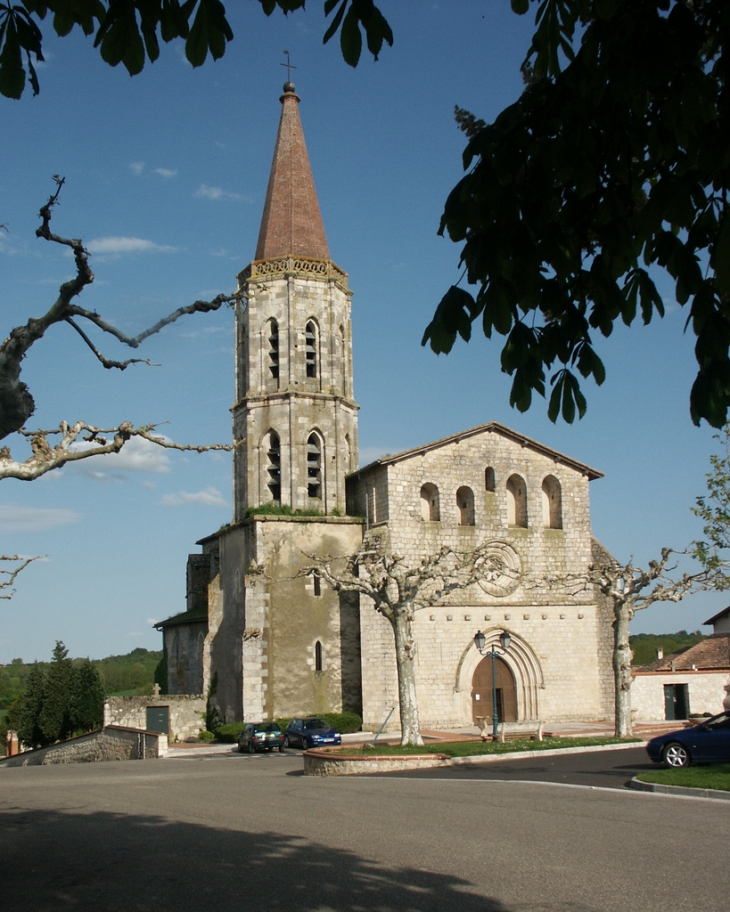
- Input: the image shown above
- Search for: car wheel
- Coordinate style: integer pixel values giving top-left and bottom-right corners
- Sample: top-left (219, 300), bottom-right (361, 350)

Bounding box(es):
top-left (278, 744), bottom-right (284, 752)
top-left (283, 735), bottom-right (290, 748)
top-left (247, 741), bottom-right (255, 755)
top-left (237, 742), bottom-right (244, 753)
top-left (663, 742), bottom-right (690, 768)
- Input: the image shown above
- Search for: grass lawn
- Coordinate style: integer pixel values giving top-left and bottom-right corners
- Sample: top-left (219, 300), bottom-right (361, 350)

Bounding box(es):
top-left (332, 736), bottom-right (639, 758)
top-left (636, 764), bottom-right (730, 792)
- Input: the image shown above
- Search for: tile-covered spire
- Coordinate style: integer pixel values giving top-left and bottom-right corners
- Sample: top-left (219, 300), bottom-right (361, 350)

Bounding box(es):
top-left (255, 82), bottom-right (330, 261)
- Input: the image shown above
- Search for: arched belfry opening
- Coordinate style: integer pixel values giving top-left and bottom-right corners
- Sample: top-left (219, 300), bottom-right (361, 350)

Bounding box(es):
top-left (264, 431), bottom-right (281, 502)
top-left (231, 82), bottom-right (359, 518)
top-left (307, 432), bottom-right (323, 500)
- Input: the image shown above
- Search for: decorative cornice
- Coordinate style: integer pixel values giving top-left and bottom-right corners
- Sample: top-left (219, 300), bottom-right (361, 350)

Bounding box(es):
top-left (238, 256), bottom-right (349, 291)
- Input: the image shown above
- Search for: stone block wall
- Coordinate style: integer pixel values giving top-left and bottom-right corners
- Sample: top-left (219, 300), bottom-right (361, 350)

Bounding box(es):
top-left (631, 671), bottom-right (730, 721)
top-left (104, 696), bottom-right (206, 742)
top-left (0, 726), bottom-right (166, 767)
top-left (351, 425), bottom-right (613, 730)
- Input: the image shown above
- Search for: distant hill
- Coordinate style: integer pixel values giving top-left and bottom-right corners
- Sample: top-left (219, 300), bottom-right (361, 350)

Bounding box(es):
top-left (630, 631), bottom-right (706, 667)
top-left (0, 647), bottom-right (162, 711)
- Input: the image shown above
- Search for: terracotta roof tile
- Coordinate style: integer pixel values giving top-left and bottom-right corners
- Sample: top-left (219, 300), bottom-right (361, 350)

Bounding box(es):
top-left (635, 634), bottom-right (730, 672)
top-left (255, 84), bottom-right (329, 261)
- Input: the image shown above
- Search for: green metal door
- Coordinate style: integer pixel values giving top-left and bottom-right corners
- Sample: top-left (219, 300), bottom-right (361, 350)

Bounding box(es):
top-left (146, 706), bottom-right (169, 735)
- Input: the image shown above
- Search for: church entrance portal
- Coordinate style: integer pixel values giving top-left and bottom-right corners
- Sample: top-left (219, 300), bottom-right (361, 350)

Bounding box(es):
top-left (471, 656), bottom-right (517, 725)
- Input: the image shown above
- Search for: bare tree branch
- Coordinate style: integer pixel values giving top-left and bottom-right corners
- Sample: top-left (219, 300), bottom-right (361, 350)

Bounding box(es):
top-left (536, 546), bottom-right (711, 737)
top-left (0, 178), bottom-right (237, 440)
top-left (0, 421), bottom-right (233, 481)
top-left (0, 555), bottom-right (40, 599)
top-left (297, 538), bottom-right (512, 746)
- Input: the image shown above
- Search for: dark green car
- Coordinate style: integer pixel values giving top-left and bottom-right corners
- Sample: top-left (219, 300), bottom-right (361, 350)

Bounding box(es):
top-left (237, 722), bottom-right (286, 754)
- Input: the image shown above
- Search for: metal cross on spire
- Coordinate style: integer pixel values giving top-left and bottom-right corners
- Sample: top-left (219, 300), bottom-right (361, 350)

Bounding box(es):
top-left (281, 50), bottom-right (297, 82)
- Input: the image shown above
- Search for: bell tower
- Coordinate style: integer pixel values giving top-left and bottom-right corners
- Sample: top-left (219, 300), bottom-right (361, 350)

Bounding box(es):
top-left (232, 83), bottom-right (359, 520)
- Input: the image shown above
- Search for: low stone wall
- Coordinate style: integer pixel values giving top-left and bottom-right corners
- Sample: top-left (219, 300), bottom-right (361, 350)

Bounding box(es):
top-left (0, 726), bottom-right (167, 767)
top-left (104, 695), bottom-right (206, 742)
top-left (303, 748), bottom-right (449, 776)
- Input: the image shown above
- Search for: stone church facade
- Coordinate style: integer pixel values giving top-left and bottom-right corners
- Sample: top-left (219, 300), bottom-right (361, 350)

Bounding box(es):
top-left (157, 83), bottom-right (615, 731)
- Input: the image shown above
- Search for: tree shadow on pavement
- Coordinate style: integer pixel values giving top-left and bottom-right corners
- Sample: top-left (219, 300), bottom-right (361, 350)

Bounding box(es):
top-left (0, 806), bottom-right (516, 912)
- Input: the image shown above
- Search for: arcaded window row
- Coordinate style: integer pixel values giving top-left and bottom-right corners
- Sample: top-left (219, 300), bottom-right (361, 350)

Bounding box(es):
top-left (419, 470), bottom-right (562, 529)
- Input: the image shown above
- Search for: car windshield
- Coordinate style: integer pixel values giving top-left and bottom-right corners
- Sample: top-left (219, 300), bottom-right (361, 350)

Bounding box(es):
top-left (255, 723), bottom-right (281, 733)
top-left (304, 719), bottom-right (328, 730)
top-left (705, 712), bottom-right (730, 730)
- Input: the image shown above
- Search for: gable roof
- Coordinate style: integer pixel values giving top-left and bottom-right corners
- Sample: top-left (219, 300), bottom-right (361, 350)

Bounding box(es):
top-left (355, 421), bottom-right (603, 480)
top-left (704, 606), bottom-right (730, 627)
top-left (635, 633), bottom-right (730, 673)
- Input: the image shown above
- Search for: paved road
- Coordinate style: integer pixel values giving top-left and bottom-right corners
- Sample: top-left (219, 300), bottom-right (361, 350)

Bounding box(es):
top-left (1, 748), bottom-right (728, 912)
top-left (376, 746), bottom-right (654, 790)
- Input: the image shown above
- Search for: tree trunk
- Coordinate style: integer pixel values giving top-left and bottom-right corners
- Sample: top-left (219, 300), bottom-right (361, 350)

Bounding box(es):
top-left (612, 599), bottom-right (634, 737)
top-left (390, 609), bottom-right (423, 746)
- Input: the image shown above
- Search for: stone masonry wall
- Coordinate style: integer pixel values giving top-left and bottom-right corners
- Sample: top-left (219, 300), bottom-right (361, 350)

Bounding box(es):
top-left (632, 671), bottom-right (730, 721)
top-left (351, 426), bottom-right (612, 730)
top-left (104, 696), bottom-right (205, 742)
top-left (233, 269), bottom-right (358, 519)
top-left (0, 726), bottom-right (166, 767)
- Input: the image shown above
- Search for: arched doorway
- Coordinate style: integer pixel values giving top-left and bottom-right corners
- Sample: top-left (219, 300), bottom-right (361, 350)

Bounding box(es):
top-left (471, 655), bottom-right (517, 725)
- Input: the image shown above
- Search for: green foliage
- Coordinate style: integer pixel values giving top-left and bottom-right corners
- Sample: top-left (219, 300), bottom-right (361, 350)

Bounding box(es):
top-left (38, 640), bottom-right (74, 743)
top-left (198, 729), bottom-right (215, 741)
top-left (95, 647), bottom-right (162, 695)
top-left (206, 671), bottom-right (220, 733)
top-left (423, 0), bottom-right (730, 427)
top-left (692, 425), bottom-right (730, 586)
top-left (213, 721), bottom-right (245, 742)
top-left (16, 662), bottom-right (46, 747)
top-left (153, 648), bottom-right (168, 695)
top-left (7, 644), bottom-right (157, 748)
top-left (68, 659), bottom-right (104, 732)
top-left (630, 631), bottom-right (706, 667)
top-left (244, 503), bottom-right (326, 518)
top-left (1, 0), bottom-right (391, 99)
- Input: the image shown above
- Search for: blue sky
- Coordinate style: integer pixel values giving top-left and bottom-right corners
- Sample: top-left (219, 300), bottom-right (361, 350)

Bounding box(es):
top-left (0, 1), bottom-right (725, 663)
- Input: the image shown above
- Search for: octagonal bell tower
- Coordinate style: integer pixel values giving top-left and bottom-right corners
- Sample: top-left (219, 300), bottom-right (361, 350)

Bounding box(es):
top-left (232, 83), bottom-right (359, 520)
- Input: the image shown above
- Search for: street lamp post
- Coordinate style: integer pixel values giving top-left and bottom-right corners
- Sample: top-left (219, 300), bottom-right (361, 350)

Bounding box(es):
top-left (474, 630), bottom-right (512, 740)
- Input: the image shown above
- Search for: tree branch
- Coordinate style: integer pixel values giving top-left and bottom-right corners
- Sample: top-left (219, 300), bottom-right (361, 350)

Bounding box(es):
top-left (0, 555), bottom-right (40, 599)
top-left (0, 179), bottom-right (237, 440)
top-left (0, 421), bottom-right (233, 481)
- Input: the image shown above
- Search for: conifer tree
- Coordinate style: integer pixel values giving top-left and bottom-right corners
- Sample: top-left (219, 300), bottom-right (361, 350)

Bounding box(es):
top-left (38, 641), bottom-right (74, 744)
top-left (16, 663), bottom-right (46, 748)
top-left (69, 660), bottom-right (105, 733)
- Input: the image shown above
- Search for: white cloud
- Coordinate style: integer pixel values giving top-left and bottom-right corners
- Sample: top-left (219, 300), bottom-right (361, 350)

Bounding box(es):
top-left (71, 437), bottom-right (172, 480)
top-left (0, 504), bottom-right (82, 532)
top-left (129, 161), bottom-right (145, 175)
top-left (194, 184), bottom-right (249, 203)
top-left (86, 236), bottom-right (177, 256)
top-left (158, 486), bottom-right (227, 508)
top-left (154, 168), bottom-right (177, 179)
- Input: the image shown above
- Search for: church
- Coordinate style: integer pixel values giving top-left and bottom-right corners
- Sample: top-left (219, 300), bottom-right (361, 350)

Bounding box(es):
top-left (157, 82), bottom-right (615, 731)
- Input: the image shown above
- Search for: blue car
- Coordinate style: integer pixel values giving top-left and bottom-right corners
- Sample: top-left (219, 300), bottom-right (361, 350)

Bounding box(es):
top-left (646, 710), bottom-right (730, 768)
top-left (284, 717), bottom-right (341, 749)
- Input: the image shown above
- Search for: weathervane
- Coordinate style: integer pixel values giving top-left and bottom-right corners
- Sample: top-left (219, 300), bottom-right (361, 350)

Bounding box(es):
top-left (281, 50), bottom-right (297, 83)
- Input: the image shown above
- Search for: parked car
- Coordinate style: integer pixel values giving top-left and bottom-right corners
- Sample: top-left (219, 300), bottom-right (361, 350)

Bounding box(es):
top-left (237, 722), bottom-right (285, 754)
top-left (645, 709), bottom-right (730, 768)
top-left (284, 717), bottom-right (342, 749)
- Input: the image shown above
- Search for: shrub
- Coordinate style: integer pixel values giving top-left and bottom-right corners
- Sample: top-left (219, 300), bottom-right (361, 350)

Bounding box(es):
top-left (214, 722), bottom-right (246, 743)
top-left (198, 730), bottom-right (216, 742)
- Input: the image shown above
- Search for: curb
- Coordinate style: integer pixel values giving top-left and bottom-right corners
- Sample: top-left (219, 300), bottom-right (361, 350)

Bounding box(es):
top-left (302, 739), bottom-right (646, 776)
top-left (628, 777), bottom-right (730, 801)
